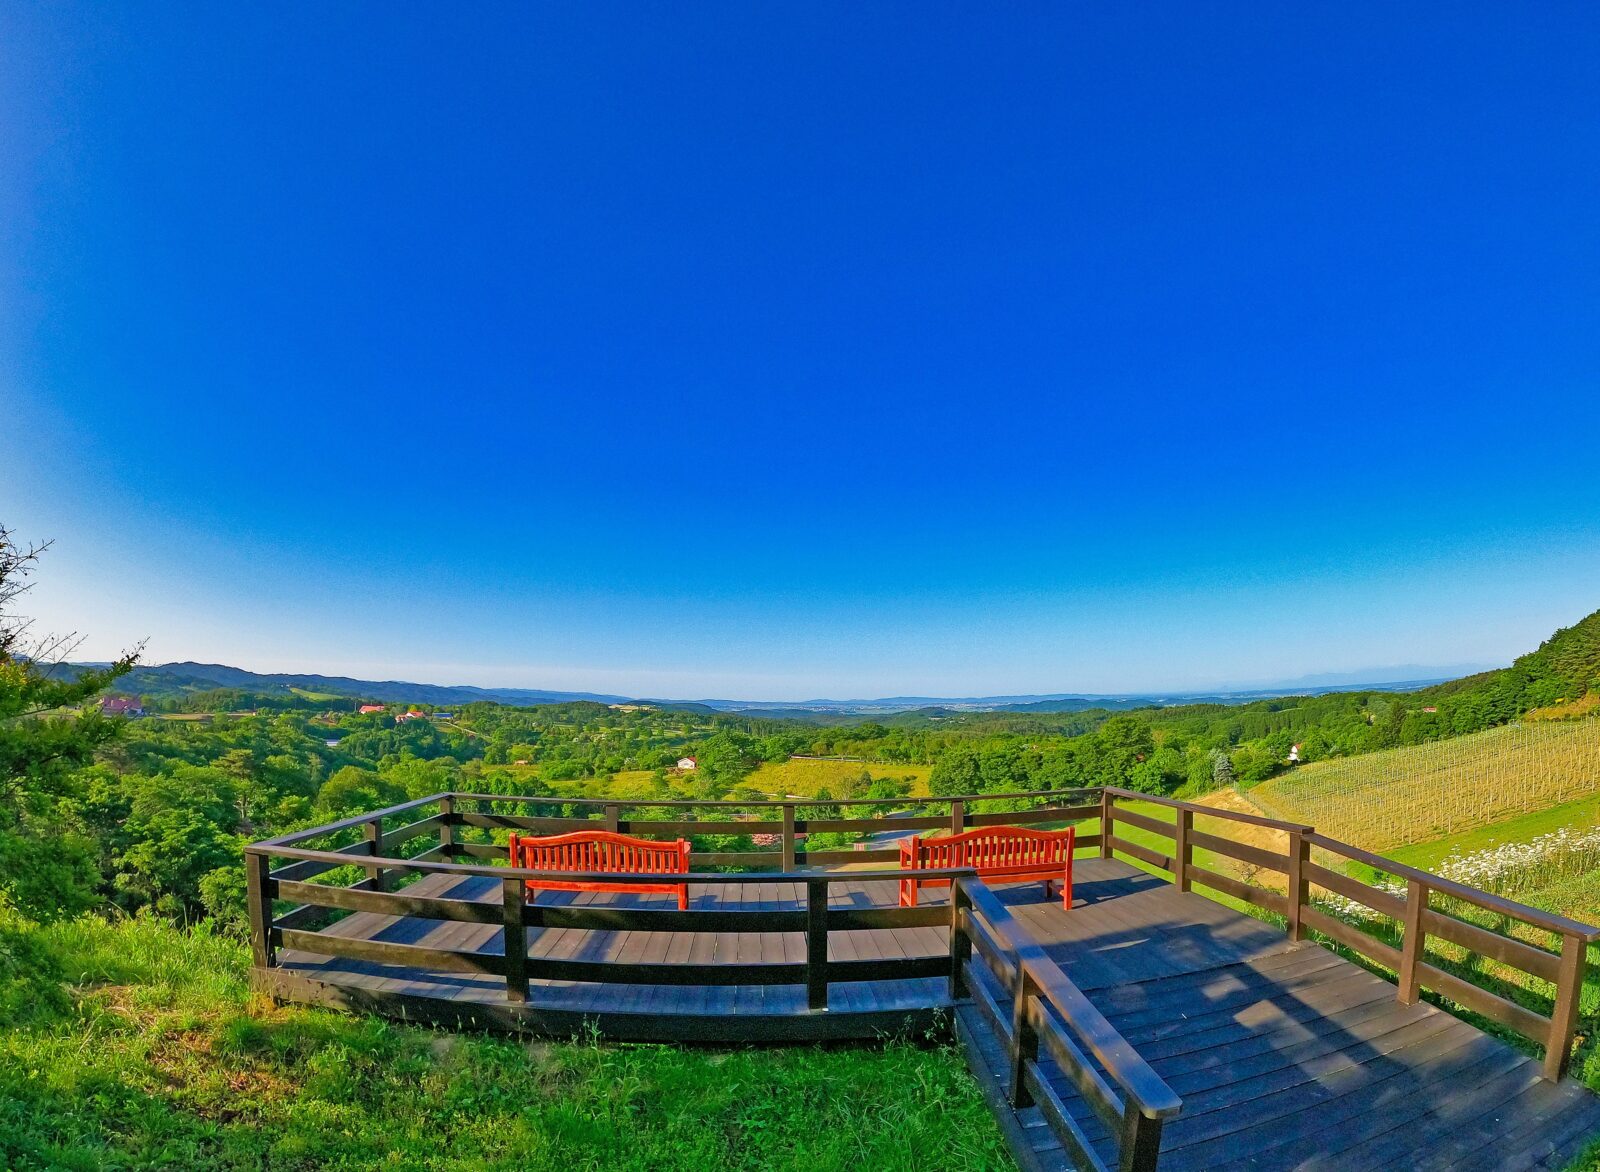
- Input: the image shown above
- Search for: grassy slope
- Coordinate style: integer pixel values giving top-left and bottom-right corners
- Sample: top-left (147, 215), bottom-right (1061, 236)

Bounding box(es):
top-left (0, 916), bottom-right (1012, 1172)
top-left (1379, 792), bottom-right (1600, 874)
top-left (1248, 719), bottom-right (1600, 851)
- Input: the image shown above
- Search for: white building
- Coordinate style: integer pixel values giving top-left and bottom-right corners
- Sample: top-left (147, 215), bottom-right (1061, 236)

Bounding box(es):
top-left (677, 756), bottom-right (698, 770)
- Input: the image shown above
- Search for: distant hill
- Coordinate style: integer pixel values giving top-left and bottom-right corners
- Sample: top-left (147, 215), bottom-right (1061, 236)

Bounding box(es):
top-left (68, 661), bottom-right (630, 708)
top-left (69, 657), bottom-right (1472, 717)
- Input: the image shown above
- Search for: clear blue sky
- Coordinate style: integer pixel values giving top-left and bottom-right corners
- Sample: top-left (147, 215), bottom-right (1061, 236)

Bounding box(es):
top-left (4, 4), bottom-right (1599, 700)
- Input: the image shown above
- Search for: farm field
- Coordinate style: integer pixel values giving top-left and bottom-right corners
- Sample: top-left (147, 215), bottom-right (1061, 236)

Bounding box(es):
top-left (1246, 719), bottom-right (1600, 853)
top-left (743, 758), bottom-right (932, 798)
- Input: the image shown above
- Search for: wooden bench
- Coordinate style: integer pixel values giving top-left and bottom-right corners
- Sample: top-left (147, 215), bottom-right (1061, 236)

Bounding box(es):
top-left (508, 831), bottom-right (692, 910)
top-left (899, 825), bottom-right (1075, 908)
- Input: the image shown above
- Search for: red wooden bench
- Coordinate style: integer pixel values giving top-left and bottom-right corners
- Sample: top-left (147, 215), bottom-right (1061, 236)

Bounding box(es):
top-left (898, 825), bottom-right (1075, 908)
top-left (508, 831), bottom-right (692, 910)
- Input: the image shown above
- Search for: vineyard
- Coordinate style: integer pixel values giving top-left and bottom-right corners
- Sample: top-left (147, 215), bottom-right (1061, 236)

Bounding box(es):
top-left (1246, 718), bottom-right (1600, 853)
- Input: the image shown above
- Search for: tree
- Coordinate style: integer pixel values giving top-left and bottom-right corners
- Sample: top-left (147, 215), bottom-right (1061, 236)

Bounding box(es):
top-left (0, 525), bottom-right (138, 918)
top-left (316, 766), bottom-right (407, 816)
top-left (1210, 750), bottom-right (1236, 789)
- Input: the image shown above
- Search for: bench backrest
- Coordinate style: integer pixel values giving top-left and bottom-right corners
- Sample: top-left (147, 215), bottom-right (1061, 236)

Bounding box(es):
top-left (904, 825), bottom-right (1074, 870)
top-left (509, 830), bottom-right (691, 875)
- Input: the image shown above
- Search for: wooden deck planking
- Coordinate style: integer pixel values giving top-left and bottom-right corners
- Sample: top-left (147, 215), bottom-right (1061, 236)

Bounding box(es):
top-left (265, 857), bottom-right (1600, 1168)
top-left (952, 862), bottom-right (1600, 1171)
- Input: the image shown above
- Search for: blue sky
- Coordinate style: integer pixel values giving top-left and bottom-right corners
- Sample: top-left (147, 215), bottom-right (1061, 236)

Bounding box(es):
top-left (3, 4), bottom-right (1599, 699)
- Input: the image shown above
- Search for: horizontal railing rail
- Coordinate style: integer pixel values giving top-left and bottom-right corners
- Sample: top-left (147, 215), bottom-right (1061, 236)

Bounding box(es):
top-left (245, 786), bottom-right (1103, 1013)
top-left (1099, 787), bottom-right (1599, 1081)
top-left (954, 875), bottom-right (1180, 1172)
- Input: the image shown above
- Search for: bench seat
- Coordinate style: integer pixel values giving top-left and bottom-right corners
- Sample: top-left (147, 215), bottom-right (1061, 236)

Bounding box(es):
top-left (898, 825), bottom-right (1075, 908)
top-left (508, 831), bottom-right (692, 910)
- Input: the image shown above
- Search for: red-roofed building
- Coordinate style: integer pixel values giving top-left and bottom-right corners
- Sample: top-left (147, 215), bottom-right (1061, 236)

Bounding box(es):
top-left (100, 696), bottom-right (144, 717)
top-left (358, 704), bottom-right (385, 715)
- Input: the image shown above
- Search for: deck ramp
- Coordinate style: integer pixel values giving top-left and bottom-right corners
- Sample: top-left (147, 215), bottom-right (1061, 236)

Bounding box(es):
top-left (955, 859), bottom-right (1600, 1171)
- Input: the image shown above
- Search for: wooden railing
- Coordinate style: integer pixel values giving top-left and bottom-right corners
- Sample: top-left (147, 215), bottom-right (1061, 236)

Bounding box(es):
top-left (244, 787), bottom-right (1102, 1013)
top-left (953, 876), bottom-right (1181, 1172)
top-left (1099, 787), bottom-right (1600, 1081)
top-left (437, 787), bottom-right (1104, 869)
top-left (243, 783), bottom-right (1600, 1098)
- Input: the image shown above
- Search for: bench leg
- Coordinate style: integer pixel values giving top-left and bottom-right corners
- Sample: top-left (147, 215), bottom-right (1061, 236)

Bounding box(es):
top-left (677, 883), bottom-right (688, 911)
top-left (1063, 856), bottom-right (1074, 910)
top-left (899, 879), bottom-right (916, 908)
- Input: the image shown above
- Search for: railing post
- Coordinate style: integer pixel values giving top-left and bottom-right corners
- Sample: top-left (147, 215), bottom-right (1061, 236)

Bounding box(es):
top-left (949, 878), bottom-right (972, 1001)
top-left (604, 802), bottom-right (621, 833)
top-left (1173, 808), bottom-right (1192, 892)
top-left (244, 849), bottom-right (276, 969)
top-left (1117, 1103), bottom-right (1166, 1172)
top-left (806, 878), bottom-right (829, 1010)
top-left (1398, 878), bottom-right (1426, 1004)
top-left (364, 816), bottom-right (388, 892)
top-left (438, 794), bottom-right (456, 855)
top-left (950, 799), bottom-right (965, 837)
top-left (1099, 788), bottom-right (1113, 858)
top-left (782, 803), bottom-right (797, 871)
top-left (1545, 933), bottom-right (1588, 1081)
top-left (503, 876), bottom-right (528, 1003)
top-left (1008, 965), bottom-right (1037, 1107)
top-left (1286, 828), bottom-right (1310, 941)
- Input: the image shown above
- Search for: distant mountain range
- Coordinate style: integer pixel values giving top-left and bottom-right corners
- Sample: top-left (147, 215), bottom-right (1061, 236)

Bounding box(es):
top-left (65, 659), bottom-right (1479, 716)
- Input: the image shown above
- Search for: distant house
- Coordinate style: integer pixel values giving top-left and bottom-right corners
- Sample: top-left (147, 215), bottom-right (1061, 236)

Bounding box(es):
top-left (396, 709), bottom-right (426, 722)
top-left (1287, 743), bottom-right (1302, 763)
top-left (677, 756), bottom-right (698, 771)
top-left (100, 696), bottom-right (144, 717)
top-left (325, 738), bottom-right (341, 748)
top-left (1422, 706), bottom-right (1438, 714)
top-left (358, 704), bottom-right (386, 715)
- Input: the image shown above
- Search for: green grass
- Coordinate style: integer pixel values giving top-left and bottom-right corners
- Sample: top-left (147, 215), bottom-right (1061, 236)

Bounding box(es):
top-left (1379, 791), bottom-right (1600, 875)
top-left (0, 913), bottom-right (1013, 1171)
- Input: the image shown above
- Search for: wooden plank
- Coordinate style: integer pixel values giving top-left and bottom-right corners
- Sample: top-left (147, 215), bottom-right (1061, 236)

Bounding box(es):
top-left (1186, 828), bottom-right (1289, 875)
top-left (277, 927), bottom-right (509, 976)
top-left (1300, 905), bottom-right (1403, 969)
top-left (1109, 808), bottom-right (1177, 838)
top-left (1420, 905), bottom-right (1561, 984)
top-left (1030, 998), bottom-right (1124, 1132)
top-left (269, 840), bottom-right (377, 882)
top-left (1416, 959), bottom-right (1552, 1043)
top-left (968, 804), bottom-right (1101, 827)
top-left (274, 879), bottom-right (502, 924)
top-left (1183, 863), bottom-right (1288, 916)
top-left (379, 815), bottom-right (443, 852)
top-left (1021, 1061), bottom-right (1113, 1172)
top-left (827, 905), bottom-right (949, 930)
top-left (1545, 933), bottom-right (1587, 1081)
top-left (1103, 787), bottom-right (1311, 833)
top-left (1304, 860), bottom-right (1406, 919)
top-left (1108, 836), bottom-right (1175, 873)
top-left (524, 905), bottom-right (807, 933)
